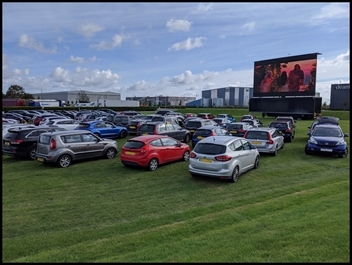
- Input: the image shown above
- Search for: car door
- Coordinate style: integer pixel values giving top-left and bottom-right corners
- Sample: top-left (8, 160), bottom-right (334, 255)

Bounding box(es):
top-left (61, 133), bottom-right (88, 159)
top-left (241, 139), bottom-right (257, 170)
top-left (82, 132), bottom-right (106, 158)
top-left (272, 129), bottom-right (284, 149)
top-left (160, 137), bottom-right (183, 161)
top-left (231, 139), bottom-right (250, 169)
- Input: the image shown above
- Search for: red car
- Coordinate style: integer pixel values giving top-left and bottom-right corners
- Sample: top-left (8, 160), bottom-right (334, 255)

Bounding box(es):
top-left (120, 135), bottom-right (191, 171)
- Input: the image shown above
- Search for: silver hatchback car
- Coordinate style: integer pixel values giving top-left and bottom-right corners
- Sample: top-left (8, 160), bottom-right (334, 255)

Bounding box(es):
top-left (244, 127), bottom-right (284, 156)
top-left (35, 130), bottom-right (119, 167)
top-left (188, 135), bottom-right (260, 182)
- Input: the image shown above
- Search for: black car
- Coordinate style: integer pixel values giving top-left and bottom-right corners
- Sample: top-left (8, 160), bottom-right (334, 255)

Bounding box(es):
top-left (2, 126), bottom-right (67, 160)
top-left (268, 120), bottom-right (295, 142)
top-left (136, 121), bottom-right (191, 143)
top-left (127, 118), bottom-right (147, 134)
top-left (106, 114), bottom-right (132, 127)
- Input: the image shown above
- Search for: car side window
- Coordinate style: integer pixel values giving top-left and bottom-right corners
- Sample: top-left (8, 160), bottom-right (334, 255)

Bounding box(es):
top-left (241, 140), bottom-right (252, 150)
top-left (64, 134), bottom-right (82, 143)
top-left (234, 140), bottom-right (244, 151)
top-left (106, 123), bottom-right (113, 128)
top-left (161, 137), bottom-right (178, 146)
top-left (150, 139), bottom-right (162, 146)
top-left (158, 124), bottom-right (166, 132)
top-left (166, 124), bottom-right (174, 131)
top-left (82, 133), bottom-right (97, 142)
top-left (272, 130), bottom-right (280, 138)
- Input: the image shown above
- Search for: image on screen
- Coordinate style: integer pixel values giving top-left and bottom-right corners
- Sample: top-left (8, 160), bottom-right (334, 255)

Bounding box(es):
top-left (253, 53), bottom-right (319, 97)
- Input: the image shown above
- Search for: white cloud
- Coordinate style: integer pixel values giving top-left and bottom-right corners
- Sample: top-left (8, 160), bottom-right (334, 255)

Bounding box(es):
top-left (166, 19), bottom-right (192, 32)
top-left (18, 34), bottom-right (57, 54)
top-left (168, 37), bottom-right (207, 51)
top-left (77, 22), bottom-right (104, 38)
top-left (241, 22), bottom-right (255, 33)
top-left (194, 3), bottom-right (213, 13)
top-left (68, 55), bottom-right (85, 63)
top-left (89, 34), bottom-right (130, 50)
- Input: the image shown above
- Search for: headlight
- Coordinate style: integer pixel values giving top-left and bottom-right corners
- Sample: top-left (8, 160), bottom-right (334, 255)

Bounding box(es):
top-left (336, 140), bottom-right (346, 146)
top-left (308, 137), bottom-right (318, 144)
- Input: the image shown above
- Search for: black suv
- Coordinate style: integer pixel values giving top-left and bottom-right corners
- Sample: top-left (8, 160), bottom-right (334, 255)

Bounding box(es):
top-left (106, 114), bottom-right (132, 127)
top-left (183, 118), bottom-right (219, 136)
top-left (2, 126), bottom-right (67, 160)
top-left (136, 121), bottom-right (191, 143)
top-left (268, 120), bottom-right (295, 142)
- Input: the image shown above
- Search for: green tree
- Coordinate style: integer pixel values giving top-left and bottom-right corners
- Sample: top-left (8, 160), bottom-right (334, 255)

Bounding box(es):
top-left (4, 85), bottom-right (27, 98)
top-left (77, 91), bottom-right (90, 103)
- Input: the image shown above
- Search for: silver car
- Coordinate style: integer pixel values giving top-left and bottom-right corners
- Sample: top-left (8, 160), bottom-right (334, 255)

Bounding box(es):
top-left (35, 130), bottom-right (119, 168)
top-left (244, 127), bottom-right (284, 156)
top-left (188, 135), bottom-right (260, 182)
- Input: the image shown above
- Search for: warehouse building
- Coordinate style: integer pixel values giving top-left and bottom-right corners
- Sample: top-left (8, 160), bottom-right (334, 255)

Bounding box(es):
top-left (125, 96), bottom-right (196, 107)
top-left (330, 83), bottom-right (350, 110)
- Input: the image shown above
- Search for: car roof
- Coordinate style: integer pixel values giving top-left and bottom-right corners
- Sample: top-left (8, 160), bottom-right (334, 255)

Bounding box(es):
top-left (248, 127), bottom-right (274, 131)
top-left (316, 116), bottom-right (339, 124)
top-left (197, 135), bottom-right (244, 144)
top-left (41, 129), bottom-right (92, 136)
top-left (314, 123), bottom-right (341, 129)
top-left (128, 135), bottom-right (169, 142)
top-left (270, 120), bottom-right (289, 124)
top-left (230, 122), bottom-right (250, 125)
top-left (196, 125), bottom-right (220, 129)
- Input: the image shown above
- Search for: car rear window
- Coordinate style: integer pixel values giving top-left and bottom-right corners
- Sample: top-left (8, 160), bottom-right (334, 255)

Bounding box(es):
top-left (123, 140), bottom-right (145, 149)
top-left (245, 131), bottom-right (268, 140)
top-left (3, 131), bottom-right (20, 140)
top-left (39, 134), bottom-right (51, 144)
top-left (139, 124), bottom-right (155, 132)
top-left (227, 124), bottom-right (242, 130)
top-left (186, 121), bottom-right (202, 127)
top-left (77, 123), bottom-right (90, 128)
top-left (193, 143), bottom-right (226, 155)
top-left (269, 123), bottom-right (287, 129)
top-left (151, 116), bottom-right (164, 122)
top-left (194, 129), bottom-right (212, 136)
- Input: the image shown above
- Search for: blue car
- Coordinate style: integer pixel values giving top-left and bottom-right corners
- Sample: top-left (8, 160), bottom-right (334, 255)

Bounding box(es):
top-left (75, 121), bottom-right (128, 139)
top-left (305, 123), bottom-right (348, 158)
top-left (191, 125), bottom-right (230, 148)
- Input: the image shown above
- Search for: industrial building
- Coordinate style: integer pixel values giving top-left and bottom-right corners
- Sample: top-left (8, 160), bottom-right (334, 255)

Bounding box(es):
top-left (186, 86), bottom-right (253, 107)
top-left (125, 96), bottom-right (196, 107)
top-left (330, 83), bottom-right (350, 110)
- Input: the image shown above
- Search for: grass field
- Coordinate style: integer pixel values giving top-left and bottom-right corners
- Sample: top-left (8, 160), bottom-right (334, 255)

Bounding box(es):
top-left (2, 109), bottom-right (350, 262)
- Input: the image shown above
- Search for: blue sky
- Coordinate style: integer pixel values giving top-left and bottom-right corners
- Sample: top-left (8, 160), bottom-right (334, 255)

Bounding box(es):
top-left (2, 2), bottom-right (350, 104)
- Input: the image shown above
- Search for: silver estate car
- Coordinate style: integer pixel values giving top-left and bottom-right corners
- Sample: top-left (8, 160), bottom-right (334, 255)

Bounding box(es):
top-left (188, 135), bottom-right (260, 183)
top-left (244, 127), bottom-right (284, 156)
top-left (35, 130), bottom-right (119, 167)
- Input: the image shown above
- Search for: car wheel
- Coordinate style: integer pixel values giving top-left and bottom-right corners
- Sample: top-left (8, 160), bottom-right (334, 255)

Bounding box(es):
top-left (304, 145), bottom-right (311, 155)
top-left (287, 136), bottom-right (292, 143)
top-left (120, 130), bottom-right (128, 139)
top-left (272, 147), bottom-right (278, 156)
top-left (254, 156), bottom-right (259, 169)
top-left (281, 142), bottom-right (284, 149)
top-left (105, 148), bottom-right (117, 159)
top-left (183, 151), bottom-right (190, 161)
top-left (338, 147), bottom-right (348, 158)
top-left (184, 134), bottom-right (190, 143)
top-left (230, 166), bottom-right (240, 183)
top-left (148, 158), bottom-right (158, 171)
top-left (28, 146), bottom-right (37, 160)
top-left (57, 154), bottom-right (72, 168)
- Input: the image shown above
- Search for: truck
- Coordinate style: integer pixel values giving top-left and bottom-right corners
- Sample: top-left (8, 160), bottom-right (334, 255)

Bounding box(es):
top-left (28, 99), bottom-right (64, 107)
top-left (2, 98), bottom-right (26, 106)
top-left (249, 96), bottom-right (322, 120)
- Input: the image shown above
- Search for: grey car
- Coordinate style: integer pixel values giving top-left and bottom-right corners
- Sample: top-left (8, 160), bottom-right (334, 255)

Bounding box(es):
top-left (35, 130), bottom-right (119, 168)
top-left (188, 135), bottom-right (260, 182)
top-left (244, 127), bottom-right (284, 156)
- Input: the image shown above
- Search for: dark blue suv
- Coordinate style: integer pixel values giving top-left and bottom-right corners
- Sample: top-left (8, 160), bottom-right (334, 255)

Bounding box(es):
top-left (305, 123), bottom-right (348, 158)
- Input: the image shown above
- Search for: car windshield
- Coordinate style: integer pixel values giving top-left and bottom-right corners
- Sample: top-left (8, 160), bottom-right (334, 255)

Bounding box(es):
top-left (194, 143), bottom-right (226, 155)
top-left (313, 128), bottom-right (342, 137)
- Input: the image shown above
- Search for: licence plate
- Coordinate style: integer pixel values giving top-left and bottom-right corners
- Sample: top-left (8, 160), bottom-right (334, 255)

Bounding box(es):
top-left (37, 157), bottom-right (44, 162)
top-left (321, 148), bottom-right (332, 152)
top-left (4, 141), bottom-right (10, 146)
top-left (125, 151), bottom-right (135, 155)
top-left (197, 136), bottom-right (203, 139)
top-left (190, 130), bottom-right (195, 132)
top-left (251, 141), bottom-right (261, 145)
top-left (129, 126), bottom-right (136, 129)
top-left (143, 133), bottom-right (149, 135)
top-left (230, 130), bottom-right (237, 134)
top-left (199, 158), bottom-right (212, 163)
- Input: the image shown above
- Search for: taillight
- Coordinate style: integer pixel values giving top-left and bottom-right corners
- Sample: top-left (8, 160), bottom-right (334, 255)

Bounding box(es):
top-left (266, 133), bottom-right (274, 144)
top-left (189, 151), bottom-right (197, 158)
top-left (238, 129), bottom-right (244, 133)
top-left (10, 139), bottom-right (23, 144)
top-left (210, 131), bottom-right (215, 136)
top-left (140, 144), bottom-right (149, 154)
top-left (285, 128), bottom-right (291, 133)
top-left (50, 138), bottom-right (56, 150)
top-left (215, 155), bottom-right (232, 161)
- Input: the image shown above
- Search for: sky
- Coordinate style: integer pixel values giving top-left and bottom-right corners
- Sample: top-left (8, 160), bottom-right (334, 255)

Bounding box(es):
top-left (2, 2), bottom-right (350, 104)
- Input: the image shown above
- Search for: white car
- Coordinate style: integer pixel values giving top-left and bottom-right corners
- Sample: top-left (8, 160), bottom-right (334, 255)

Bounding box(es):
top-left (39, 116), bottom-right (67, 126)
top-left (44, 118), bottom-right (81, 130)
top-left (189, 135), bottom-right (260, 183)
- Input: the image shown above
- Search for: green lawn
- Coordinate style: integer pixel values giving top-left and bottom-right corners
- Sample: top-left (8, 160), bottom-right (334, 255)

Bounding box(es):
top-left (2, 109), bottom-right (350, 262)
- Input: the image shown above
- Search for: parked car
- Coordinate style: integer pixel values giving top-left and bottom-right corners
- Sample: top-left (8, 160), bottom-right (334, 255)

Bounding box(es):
top-left (127, 118), bottom-right (147, 135)
top-left (2, 126), bottom-right (67, 160)
top-left (120, 135), bottom-right (191, 171)
top-left (307, 116), bottom-right (339, 137)
top-left (151, 115), bottom-right (184, 127)
top-left (241, 118), bottom-right (264, 128)
top-left (106, 114), bottom-right (132, 127)
top-left (2, 113), bottom-right (27, 124)
top-left (3, 118), bottom-right (20, 124)
top-left (136, 121), bottom-right (191, 143)
top-left (275, 116), bottom-right (297, 128)
top-left (212, 117), bottom-right (232, 128)
top-left (243, 127), bottom-right (284, 156)
top-left (33, 113), bottom-right (60, 126)
top-left (75, 121), bottom-right (129, 139)
top-left (155, 109), bottom-right (174, 116)
top-left (216, 114), bottom-right (236, 122)
top-left (191, 125), bottom-right (230, 148)
top-left (45, 118), bottom-right (81, 130)
top-left (121, 110), bottom-right (141, 117)
top-left (268, 120), bottom-right (295, 142)
top-left (183, 118), bottom-right (219, 136)
top-left (305, 123), bottom-right (348, 158)
top-left (2, 124), bottom-right (36, 139)
top-left (197, 113), bottom-right (215, 119)
top-left (188, 135), bottom-right (260, 182)
top-left (226, 122), bottom-right (253, 137)
top-left (240, 114), bottom-right (256, 121)
top-left (39, 116), bottom-right (68, 126)
top-left (35, 130), bottom-right (119, 168)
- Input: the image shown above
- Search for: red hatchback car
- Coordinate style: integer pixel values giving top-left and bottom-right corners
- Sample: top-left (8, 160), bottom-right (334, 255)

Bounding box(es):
top-left (120, 135), bottom-right (191, 171)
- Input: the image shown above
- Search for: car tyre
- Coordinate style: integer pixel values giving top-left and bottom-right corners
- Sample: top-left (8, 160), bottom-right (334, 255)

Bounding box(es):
top-left (120, 130), bottom-right (128, 139)
top-left (304, 145), bottom-right (311, 155)
top-left (183, 151), bottom-right (190, 161)
top-left (230, 166), bottom-right (240, 183)
top-left (287, 136), bottom-right (292, 143)
top-left (254, 156), bottom-right (259, 169)
top-left (148, 158), bottom-right (158, 171)
top-left (57, 154), bottom-right (72, 168)
top-left (184, 134), bottom-right (190, 143)
top-left (28, 146), bottom-right (37, 160)
top-left (338, 147), bottom-right (348, 158)
top-left (272, 147), bottom-right (278, 156)
top-left (105, 148), bottom-right (117, 159)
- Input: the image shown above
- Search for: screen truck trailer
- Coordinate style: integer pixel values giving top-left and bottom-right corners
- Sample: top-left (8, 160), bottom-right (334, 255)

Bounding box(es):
top-left (249, 96), bottom-right (322, 120)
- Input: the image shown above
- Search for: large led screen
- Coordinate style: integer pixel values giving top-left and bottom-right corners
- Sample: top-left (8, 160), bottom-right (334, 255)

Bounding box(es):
top-left (253, 53), bottom-right (320, 97)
